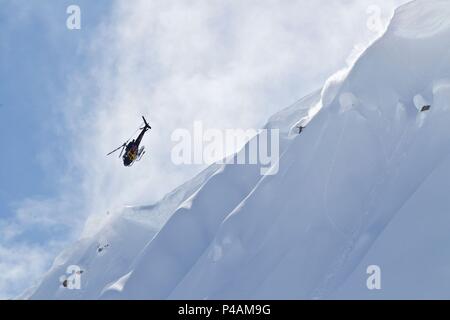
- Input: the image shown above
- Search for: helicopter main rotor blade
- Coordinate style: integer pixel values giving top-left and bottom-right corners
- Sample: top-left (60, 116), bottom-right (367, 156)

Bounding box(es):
top-left (119, 144), bottom-right (126, 158)
top-left (107, 143), bottom-right (126, 156)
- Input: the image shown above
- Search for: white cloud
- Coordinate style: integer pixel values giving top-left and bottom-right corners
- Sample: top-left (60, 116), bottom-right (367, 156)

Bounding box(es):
top-left (0, 242), bottom-right (64, 300)
top-left (0, 196), bottom-right (82, 299)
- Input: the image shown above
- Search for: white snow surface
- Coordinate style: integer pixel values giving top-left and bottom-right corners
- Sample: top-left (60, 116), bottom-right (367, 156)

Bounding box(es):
top-left (26, 0), bottom-right (450, 299)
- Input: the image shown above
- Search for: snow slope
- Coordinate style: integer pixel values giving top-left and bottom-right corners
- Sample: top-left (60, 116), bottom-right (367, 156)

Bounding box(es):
top-left (25, 164), bottom-right (220, 299)
top-left (27, 0), bottom-right (450, 299)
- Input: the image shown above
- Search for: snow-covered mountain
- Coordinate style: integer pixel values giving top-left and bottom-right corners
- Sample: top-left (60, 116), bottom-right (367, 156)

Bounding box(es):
top-left (26, 0), bottom-right (450, 299)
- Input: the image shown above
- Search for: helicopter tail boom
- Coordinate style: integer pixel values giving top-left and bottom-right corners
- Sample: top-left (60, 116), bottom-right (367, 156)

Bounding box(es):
top-left (141, 116), bottom-right (151, 130)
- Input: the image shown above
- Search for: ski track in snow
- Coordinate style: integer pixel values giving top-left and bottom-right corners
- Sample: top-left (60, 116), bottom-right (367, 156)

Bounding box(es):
top-left (323, 112), bottom-right (352, 239)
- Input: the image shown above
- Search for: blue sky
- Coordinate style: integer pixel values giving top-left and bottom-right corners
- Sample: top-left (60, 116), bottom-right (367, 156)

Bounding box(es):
top-left (0, 0), bottom-right (113, 298)
top-left (0, 0), bottom-right (408, 299)
top-left (0, 1), bottom-right (111, 218)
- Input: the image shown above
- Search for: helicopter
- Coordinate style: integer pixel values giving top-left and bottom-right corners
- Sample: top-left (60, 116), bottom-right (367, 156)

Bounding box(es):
top-left (107, 116), bottom-right (152, 167)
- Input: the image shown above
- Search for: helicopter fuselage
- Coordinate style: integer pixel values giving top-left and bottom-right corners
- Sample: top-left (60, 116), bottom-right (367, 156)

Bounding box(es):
top-left (107, 116), bottom-right (151, 167)
top-left (122, 123), bottom-right (150, 166)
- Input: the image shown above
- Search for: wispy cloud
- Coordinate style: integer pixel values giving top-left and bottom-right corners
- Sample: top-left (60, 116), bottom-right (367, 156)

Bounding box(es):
top-left (0, 241), bottom-right (67, 300)
top-left (0, 196), bottom-right (81, 299)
